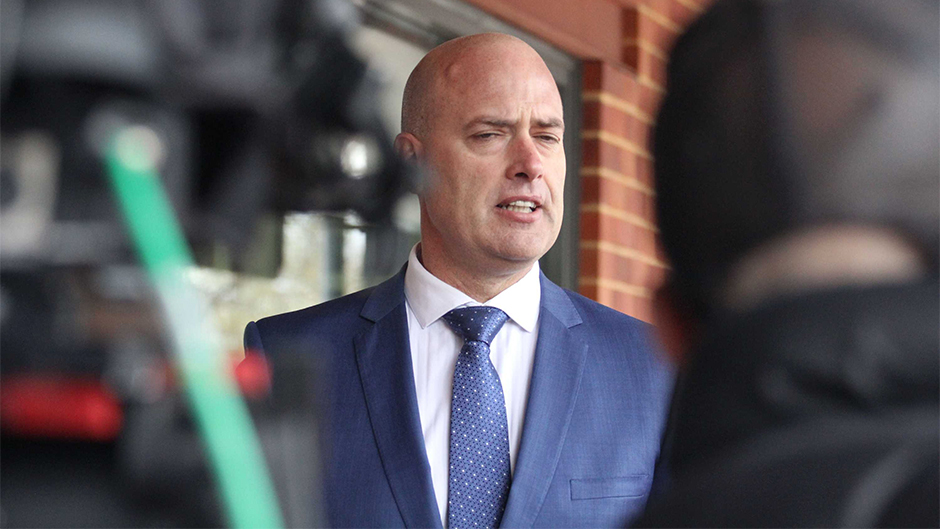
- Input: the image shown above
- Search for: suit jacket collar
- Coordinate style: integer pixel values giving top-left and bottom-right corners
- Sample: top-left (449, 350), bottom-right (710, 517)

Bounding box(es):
top-left (356, 265), bottom-right (443, 527)
top-left (360, 264), bottom-right (408, 324)
top-left (357, 266), bottom-right (587, 528)
top-left (500, 272), bottom-right (587, 527)
top-left (538, 270), bottom-right (583, 327)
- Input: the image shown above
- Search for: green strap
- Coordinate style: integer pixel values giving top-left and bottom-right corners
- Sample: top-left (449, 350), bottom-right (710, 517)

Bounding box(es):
top-left (105, 126), bottom-right (284, 529)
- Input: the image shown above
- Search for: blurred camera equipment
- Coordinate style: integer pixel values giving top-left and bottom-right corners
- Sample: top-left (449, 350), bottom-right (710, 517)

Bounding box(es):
top-left (0, 0), bottom-right (412, 526)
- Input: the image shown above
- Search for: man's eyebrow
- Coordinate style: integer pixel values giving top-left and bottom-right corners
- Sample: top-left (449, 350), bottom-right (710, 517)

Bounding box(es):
top-left (464, 117), bottom-right (565, 131)
top-left (464, 117), bottom-right (515, 131)
top-left (534, 117), bottom-right (565, 130)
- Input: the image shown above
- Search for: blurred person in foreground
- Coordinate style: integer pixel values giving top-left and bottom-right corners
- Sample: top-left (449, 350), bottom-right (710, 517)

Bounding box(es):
top-left (246, 33), bottom-right (672, 528)
top-left (633, 0), bottom-right (939, 527)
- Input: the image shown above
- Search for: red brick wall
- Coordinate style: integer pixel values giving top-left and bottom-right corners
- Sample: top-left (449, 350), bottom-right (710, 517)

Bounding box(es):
top-left (464, 0), bottom-right (713, 322)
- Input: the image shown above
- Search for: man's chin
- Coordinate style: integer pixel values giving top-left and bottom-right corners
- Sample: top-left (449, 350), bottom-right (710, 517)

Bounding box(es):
top-left (486, 242), bottom-right (552, 268)
top-left (490, 229), bottom-right (557, 260)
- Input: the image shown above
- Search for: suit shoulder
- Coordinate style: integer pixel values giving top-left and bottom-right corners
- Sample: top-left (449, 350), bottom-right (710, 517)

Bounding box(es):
top-left (559, 288), bottom-right (672, 376)
top-left (562, 287), bottom-right (652, 333)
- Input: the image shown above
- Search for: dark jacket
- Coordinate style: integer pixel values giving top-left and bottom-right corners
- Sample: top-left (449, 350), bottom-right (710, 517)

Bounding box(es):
top-left (636, 280), bottom-right (939, 528)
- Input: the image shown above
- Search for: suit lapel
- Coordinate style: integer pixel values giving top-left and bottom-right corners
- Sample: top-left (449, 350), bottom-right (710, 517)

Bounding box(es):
top-left (501, 275), bottom-right (587, 528)
top-left (355, 268), bottom-right (442, 528)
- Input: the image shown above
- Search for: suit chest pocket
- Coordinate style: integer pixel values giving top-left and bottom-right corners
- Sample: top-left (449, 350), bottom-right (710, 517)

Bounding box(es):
top-left (569, 475), bottom-right (651, 500)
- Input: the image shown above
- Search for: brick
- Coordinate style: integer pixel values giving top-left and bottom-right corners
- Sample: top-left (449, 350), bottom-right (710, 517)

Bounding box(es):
top-left (578, 283), bottom-right (600, 302)
top-left (622, 183), bottom-right (649, 220)
top-left (596, 286), bottom-right (615, 307)
top-left (587, 99), bottom-right (649, 145)
top-left (583, 61), bottom-right (639, 102)
top-left (597, 249), bottom-right (644, 286)
top-left (581, 279), bottom-right (655, 319)
top-left (579, 210), bottom-right (600, 241)
top-left (582, 61), bottom-right (605, 92)
top-left (638, 189), bottom-right (657, 222)
top-left (585, 202), bottom-right (656, 230)
top-left (589, 138), bottom-right (641, 177)
top-left (638, 79), bottom-right (666, 118)
top-left (583, 175), bottom-right (655, 221)
top-left (638, 46), bottom-right (668, 89)
top-left (636, 157), bottom-right (654, 189)
top-left (638, 7), bottom-right (679, 55)
top-left (581, 137), bottom-right (599, 168)
top-left (579, 245), bottom-right (600, 277)
top-left (648, 263), bottom-right (668, 289)
top-left (610, 290), bottom-right (635, 315)
top-left (594, 248), bottom-right (667, 289)
top-left (645, 1), bottom-right (671, 20)
top-left (628, 296), bottom-right (655, 323)
top-left (582, 100), bottom-right (601, 131)
top-left (582, 239), bottom-right (668, 267)
top-left (639, 3), bottom-right (681, 33)
top-left (620, 7), bottom-right (639, 69)
top-left (580, 173), bottom-right (601, 206)
top-left (645, 0), bottom-right (699, 29)
top-left (670, 0), bottom-right (702, 28)
top-left (581, 211), bottom-right (658, 255)
top-left (595, 248), bottom-right (626, 284)
top-left (622, 44), bottom-right (639, 71)
top-left (613, 291), bottom-right (654, 322)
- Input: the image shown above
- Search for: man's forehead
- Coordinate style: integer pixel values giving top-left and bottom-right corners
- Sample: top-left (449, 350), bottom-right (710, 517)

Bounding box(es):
top-left (438, 40), bottom-right (554, 85)
top-left (436, 52), bottom-right (561, 106)
top-left (439, 84), bottom-right (564, 133)
top-left (409, 33), bottom-right (564, 133)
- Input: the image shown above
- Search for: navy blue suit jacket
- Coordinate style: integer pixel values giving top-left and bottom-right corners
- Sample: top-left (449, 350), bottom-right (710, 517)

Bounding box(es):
top-left (244, 267), bottom-right (672, 528)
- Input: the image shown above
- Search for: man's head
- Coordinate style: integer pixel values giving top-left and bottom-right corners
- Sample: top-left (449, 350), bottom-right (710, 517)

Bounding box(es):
top-left (396, 33), bottom-right (565, 298)
top-left (653, 0), bottom-right (939, 360)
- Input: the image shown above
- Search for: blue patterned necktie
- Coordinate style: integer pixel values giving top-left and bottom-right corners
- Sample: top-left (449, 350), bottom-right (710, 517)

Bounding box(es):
top-left (443, 306), bottom-right (512, 529)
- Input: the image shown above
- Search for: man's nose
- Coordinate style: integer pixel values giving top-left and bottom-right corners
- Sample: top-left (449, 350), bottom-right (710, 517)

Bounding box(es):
top-left (507, 135), bottom-right (544, 180)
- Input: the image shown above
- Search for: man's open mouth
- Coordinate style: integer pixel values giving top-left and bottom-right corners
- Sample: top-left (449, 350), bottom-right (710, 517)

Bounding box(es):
top-left (497, 200), bottom-right (538, 213)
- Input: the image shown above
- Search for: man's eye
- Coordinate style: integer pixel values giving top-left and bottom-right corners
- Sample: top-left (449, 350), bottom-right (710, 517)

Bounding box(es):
top-left (474, 132), bottom-right (499, 140)
top-left (537, 135), bottom-right (560, 143)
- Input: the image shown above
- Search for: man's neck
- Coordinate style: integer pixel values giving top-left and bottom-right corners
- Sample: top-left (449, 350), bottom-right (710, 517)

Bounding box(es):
top-left (417, 244), bottom-right (534, 303)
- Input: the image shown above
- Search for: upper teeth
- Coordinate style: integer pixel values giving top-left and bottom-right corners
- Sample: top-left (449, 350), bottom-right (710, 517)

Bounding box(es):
top-left (502, 200), bottom-right (536, 212)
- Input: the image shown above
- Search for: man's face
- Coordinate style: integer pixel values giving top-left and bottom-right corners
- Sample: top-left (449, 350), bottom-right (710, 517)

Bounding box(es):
top-left (418, 42), bottom-right (566, 276)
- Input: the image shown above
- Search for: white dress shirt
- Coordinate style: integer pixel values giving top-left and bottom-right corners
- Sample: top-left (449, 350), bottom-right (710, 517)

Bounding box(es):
top-left (403, 245), bottom-right (541, 526)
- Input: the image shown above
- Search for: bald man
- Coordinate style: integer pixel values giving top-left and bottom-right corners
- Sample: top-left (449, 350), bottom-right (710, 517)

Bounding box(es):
top-left (245, 33), bottom-right (672, 528)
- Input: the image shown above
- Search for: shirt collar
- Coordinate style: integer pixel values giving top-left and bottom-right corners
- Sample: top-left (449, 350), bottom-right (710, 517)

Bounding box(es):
top-left (403, 244), bottom-right (541, 332)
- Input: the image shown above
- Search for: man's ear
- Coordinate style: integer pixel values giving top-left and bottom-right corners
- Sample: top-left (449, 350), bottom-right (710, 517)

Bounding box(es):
top-left (394, 132), bottom-right (423, 163)
top-left (395, 132), bottom-right (427, 194)
top-left (652, 280), bottom-right (701, 368)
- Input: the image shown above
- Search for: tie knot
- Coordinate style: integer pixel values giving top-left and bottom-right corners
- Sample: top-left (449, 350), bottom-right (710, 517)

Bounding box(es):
top-left (443, 306), bottom-right (509, 345)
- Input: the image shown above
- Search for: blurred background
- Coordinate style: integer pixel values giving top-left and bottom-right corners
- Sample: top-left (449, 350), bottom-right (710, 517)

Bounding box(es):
top-left (0, 0), bottom-right (712, 526)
